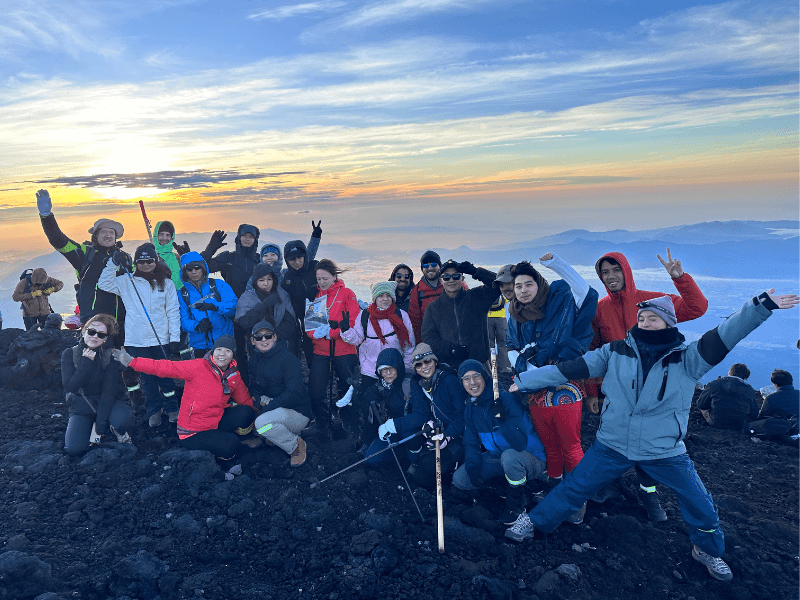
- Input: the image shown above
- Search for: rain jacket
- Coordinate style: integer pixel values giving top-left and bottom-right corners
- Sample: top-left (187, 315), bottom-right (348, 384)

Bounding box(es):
top-left (408, 277), bottom-right (468, 342)
top-left (201, 224), bottom-right (260, 298)
top-left (247, 332), bottom-right (312, 419)
top-left (341, 306), bottom-right (416, 377)
top-left (280, 236), bottom-right (321, 321)
top-left (61, 342), bottom-right (125, 434)
top-left (235, 268), bottom-right (297, 342)
top-left (515, 293), bottom-right (776, 460)
top-left (13, 268), bottom-right (63, 317)
top-left (306, 279), bottom-right (360, 357)
top-left (178, 252), bottom-right (238, 350)
top-left (409, 367), bottom-right (466, 440)
top-left (153, 221), bottom-right (183, 290)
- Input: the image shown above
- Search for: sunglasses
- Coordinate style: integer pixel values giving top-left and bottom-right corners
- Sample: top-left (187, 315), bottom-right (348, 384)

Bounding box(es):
top-left (414, 358), bottom-right (434, 369)
top-left (252, 333), bottom-right (275, 341)
top-left (136, 259), bottom-right (155, 265)
top-left (421, 263), bottom-right (439, 269)
top-left (441, 273), bottom-right (462, 281)
top-left (85, 328), bottom-right (108, 339)
top-left (185, 265), bottom-right (204, 272)
top-left (394, 273), bottom-right (411, 279)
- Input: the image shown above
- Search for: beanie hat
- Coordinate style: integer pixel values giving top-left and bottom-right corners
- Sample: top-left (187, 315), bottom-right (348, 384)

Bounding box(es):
top-left (157, 221), bottom-right (175, 237)
top-left (88, 218), bottom-right (123, 238)
top-left (493, 264), bottom-right (514, 288)
top-left (251, 320), bottom-right (276, 336)
top-left (260, 243), bottom-right (280, 257)
top-left (411, 343), bottom-right (437, 365)
top-left (284, 240), bottom-right (307, 261)
top-left (458, 359), bottom-right (487, 381)
top-left (251, 262), bottom-right (275, 284)
top-left (212, 335), bottom-right (237, 352)
top-left (420, 250), bottom-right (441, 267)
top-left (371, 280), bottom-right (397, 301)
top-left (135, 243), bottom-right (158, 262)
top-left (637, 296), bottom-right (677, 328)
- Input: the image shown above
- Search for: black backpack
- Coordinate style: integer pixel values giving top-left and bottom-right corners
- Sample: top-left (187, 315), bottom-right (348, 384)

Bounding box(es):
top-left (18, 269), bottom-right (33, 313)
top-left (360, 306), bottom-right (403, 339)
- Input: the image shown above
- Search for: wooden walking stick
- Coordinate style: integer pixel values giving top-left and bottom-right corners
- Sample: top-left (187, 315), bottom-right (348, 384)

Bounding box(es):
top-left (435, 430), bottom-right (445, 553)
top-left (138, 200), bottom-right (155, 246)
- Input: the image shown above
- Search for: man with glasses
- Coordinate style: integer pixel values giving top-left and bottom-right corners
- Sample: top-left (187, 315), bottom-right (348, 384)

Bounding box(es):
top-left (421, 260), bottom-right (499, 370)
top-left (389, 264), bottom-right (414, 312)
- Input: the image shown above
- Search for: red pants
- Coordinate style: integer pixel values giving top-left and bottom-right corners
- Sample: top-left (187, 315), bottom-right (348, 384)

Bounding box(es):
top-left (529, 401), bottom-right (583, 478)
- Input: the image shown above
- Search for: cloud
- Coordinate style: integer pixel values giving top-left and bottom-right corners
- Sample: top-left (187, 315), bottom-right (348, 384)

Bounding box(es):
top-left (248, 1), bottom-right (346, 21)
top-left (35, 169), bottom-right (306, 190)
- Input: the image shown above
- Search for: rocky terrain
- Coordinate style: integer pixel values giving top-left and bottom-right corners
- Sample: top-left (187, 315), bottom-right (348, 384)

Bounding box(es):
top-left (0, 326), bottom-right (797, 600)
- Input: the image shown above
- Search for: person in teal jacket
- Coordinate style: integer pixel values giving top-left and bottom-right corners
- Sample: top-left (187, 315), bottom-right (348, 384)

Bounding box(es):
top-left (504, 290), bottom-right (799, 583)
top-left (153, 220), bottom-right (189, 291)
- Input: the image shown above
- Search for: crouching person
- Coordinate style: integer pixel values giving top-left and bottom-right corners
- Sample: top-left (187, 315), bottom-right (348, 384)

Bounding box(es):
top-left (505, 291), bottom-right (799, 582)
top-left (248, 321), bottom-right (312, 467)
top-left (114, 335), bottom-right (256, 461)
top-left (62, 314), bottom-right (134, 455)
top-left (453, 359), bottom-right (547, 525)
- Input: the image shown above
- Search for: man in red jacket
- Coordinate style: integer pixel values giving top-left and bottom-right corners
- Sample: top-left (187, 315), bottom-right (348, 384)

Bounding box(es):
top-left (584, 247), bottom-right (708, 521)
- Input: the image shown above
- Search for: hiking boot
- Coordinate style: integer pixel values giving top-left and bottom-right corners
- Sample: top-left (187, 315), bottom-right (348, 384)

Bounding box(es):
top-left (290, 437), bottom-right (307, 467)
top-left (166, 410), bottom-right (179, 424)
top-left (504, 512), bottom-right (535, 542)
top-left (692, 546), bottom-right (733, 581)
top-left (241, 437), bottom-right (263, 449)
top-left (148, 409), bottom-right (163, 428)
top-left (499, 483), bottom-right (527, 525)
top-left (566, 502), bottom-right (587, 525)
top-left (545, 475), bottom-right (563, 492)
top-left (638, 488), bottom-right (668, 522)
top-left (591, 480), bottom-right (624, 503)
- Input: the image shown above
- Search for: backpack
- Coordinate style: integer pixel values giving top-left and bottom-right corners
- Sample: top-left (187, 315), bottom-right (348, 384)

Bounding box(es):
top-left (180, 278), bottom-right (221, 309)
top-left (18, 269), bottom-right (33, 313)
top-left (360, 306), bottom-right (403, 339)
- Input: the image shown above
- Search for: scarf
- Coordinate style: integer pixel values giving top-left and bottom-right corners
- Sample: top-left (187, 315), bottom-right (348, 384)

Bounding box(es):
top-left (509, 278), bottom-right (550, 324)
top-left (630, 325), bottom-right (683, 381)
top-left (204, 353), bottom-right (238, 396)
top-left (367, 302), bottom-right (411, 348)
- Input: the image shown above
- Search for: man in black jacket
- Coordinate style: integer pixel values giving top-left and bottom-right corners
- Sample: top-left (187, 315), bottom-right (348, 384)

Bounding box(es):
top-left (281, 222), bottom-right (322, 364)
top-left (696, 363), bottom-right (760, 430)
top-left (421, 260), bottom-right (499, 369)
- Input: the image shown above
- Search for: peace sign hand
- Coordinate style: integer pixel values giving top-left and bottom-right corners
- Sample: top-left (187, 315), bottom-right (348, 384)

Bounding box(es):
top-left (657, 247), bottom-right (683, 279)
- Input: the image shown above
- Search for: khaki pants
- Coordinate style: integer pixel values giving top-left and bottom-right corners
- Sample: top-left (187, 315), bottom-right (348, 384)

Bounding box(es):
top-left (254, 408), bottom-right (310, 454)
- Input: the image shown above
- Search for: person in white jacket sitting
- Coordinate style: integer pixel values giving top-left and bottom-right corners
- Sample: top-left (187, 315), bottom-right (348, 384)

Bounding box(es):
top-left (98, 243), bottom-right (181, 427)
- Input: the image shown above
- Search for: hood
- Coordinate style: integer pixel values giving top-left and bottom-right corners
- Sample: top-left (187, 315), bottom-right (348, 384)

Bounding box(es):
top-left (374, 347), bottom-right (405, 380)
top-left (259, 243), bottom-right (284, 271)
top-left (283, 239), bottom-right (307, 264)
top-left (389, 263), bottom-right (414, 293)
top-left (594, 251), bottom-right (637, 298)
top-left (179, 251), bottom-right (210, 283)
top-left (154, 221), bottom-right (176, 255)
top-left (458, 359), bottom-right (492, 404)
top-left (235, 224), bottom-right (260, 258)
top-left (31, 268), bottom-right (48, 285)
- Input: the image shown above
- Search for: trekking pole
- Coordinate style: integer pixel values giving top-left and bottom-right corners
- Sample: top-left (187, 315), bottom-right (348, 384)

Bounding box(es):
top-left (390, 446), bottom-right (426, 523)
top-left (138, 200), bottom-right (155, 246)
top-left (123, 265), bottom-right (169, 360)
top-left (309, 432), bottom-right (423, 488)
top-left (490, 347), bottom-right (503, 420)
top-left (435, 431), bottom-right (445, 553)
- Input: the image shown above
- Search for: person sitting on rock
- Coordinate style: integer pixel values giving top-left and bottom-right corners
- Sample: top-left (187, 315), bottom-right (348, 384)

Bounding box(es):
top-left (61, 313), bottom-right (134, 456)
top-left (114, 335), bottom-right (256, 462)
top-left (453, 359), bottom-right (547, 526)
top-left (13, 267), bottom-right (64, 330)
top-left (696, 363), bottom-right (760, 430)
top-left (248, 321), bottom-right (312, 467)
top-left (760, 369), bottom-right (799, 418)
top-left (504, 290), bottom-right (799, 583)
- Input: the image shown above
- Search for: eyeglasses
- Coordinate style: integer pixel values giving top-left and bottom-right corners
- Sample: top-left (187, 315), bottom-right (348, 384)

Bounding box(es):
top-left (185, 265), bottom-right (204, 272)
top-left (136, 259), bottom-right (155, 265)
top-left (85, 328), bottom-right (108, 339)
top-left (252, 334), bottom-right (275, 341)
top-left (441, 273), bottom-right (462, 281)
top-left (421, 263), bottom-right (439, 269)
top-left (394, 273), bottom-right (411, 279)
top-left (414, 358), bottom-right (434, 369)
top-left (461, 374), bottom-right (483, 383)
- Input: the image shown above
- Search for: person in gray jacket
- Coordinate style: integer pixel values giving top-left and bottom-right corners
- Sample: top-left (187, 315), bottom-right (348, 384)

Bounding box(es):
top-left (504, 290), bottom-right (799, 583)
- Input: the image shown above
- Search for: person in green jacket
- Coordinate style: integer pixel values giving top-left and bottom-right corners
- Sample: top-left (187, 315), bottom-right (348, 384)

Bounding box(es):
top-left (153, 221), bottom-right (190, 291)
top-left (504, 290), bottom-right (799, 583)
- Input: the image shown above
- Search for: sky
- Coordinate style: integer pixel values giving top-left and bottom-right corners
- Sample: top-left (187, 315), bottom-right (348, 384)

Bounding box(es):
top-left (0, 0), bottom-right (797, 256)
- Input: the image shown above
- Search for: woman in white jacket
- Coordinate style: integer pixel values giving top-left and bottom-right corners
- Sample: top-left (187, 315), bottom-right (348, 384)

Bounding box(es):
top-left (98, 243), bottom-right (181, 427)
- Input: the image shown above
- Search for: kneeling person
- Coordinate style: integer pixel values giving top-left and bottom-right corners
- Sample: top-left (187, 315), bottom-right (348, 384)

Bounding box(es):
top-left (249, 321), bottom-right (312, 467)
top-left (453, 359), bottom-right (547, 525)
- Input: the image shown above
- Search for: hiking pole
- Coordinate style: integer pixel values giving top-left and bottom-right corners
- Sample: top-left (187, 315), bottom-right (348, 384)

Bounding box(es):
top-left (122, 264), bottom-right (169, 360)
top-left (435, 430), bottom-right (445, 553)
top-left (138, 200), bottom-right (155, 246)
top-left (390, 446), bottom-right (426, 523)
top-left (309, 432), bottom-right (423, 488)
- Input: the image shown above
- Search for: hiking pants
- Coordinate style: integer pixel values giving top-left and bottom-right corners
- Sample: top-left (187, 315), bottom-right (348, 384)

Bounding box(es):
top-left (453, 449), bottom-right (546, 490)
top-left (126, 345), bottom-right (177, 417)
top-left (529, 401), bottom-right (583, 478)
top-left (180, 405), bottom-right (255, 461)
top-left (255, 408), bottom-right (310, 454)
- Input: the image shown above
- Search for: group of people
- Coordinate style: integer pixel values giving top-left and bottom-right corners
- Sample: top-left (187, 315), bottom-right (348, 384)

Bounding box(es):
top-left (35, 188), bottom-right (798, 583)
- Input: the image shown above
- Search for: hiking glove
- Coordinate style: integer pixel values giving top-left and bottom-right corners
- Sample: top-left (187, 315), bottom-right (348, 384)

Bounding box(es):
top-left (205, 230), bottom-right (227, 254)
top-left (378, 419), bottom-right (396, 441)
top-left (421, 420), bottom-right (439, 439)
top-left (30, 290), bottom-right (42, 298)
top-left (45, 287), bottom-right (55, 294)
top-left (172, 241), bottom-right (190, 256)
top-left (196, 318), bottom-right (213, 333)
top-left (426, 432), bottom-right (449, 451)
top-left (169, 342), bottom-right (181, 355)
top-left (112, 250), bottom-right (132, 271)
top-left (312, 324), bottom-right (330, 339)
top-left (519, 342), bottom-right (537, 363)
top-left (112, 347), bottom-right (133, 367)
top-left (336, 385), bottom-right (354, 408)
top-left (311, 220), bottom-right (323, 238)
top-left (260, 395), bottom-right (273, 407)
top-left (338, 310), bottom-right (350, 332)
top-left (259, 295), bottom-right (279, 309)
top-left (36, 189), bottom-right (52, 216)
top-left (456, 261), bottom-right (477, 275)
top-left (194, 302), bottom-right (217, 312)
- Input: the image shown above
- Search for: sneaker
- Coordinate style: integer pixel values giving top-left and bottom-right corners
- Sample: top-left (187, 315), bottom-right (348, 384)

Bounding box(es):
top-left (504, 512), bottom-right (535, 542)
top-left (638, 488), bottom-right (668, 522)
top-left (148, 410), bottom-right (163, 428)
top-left (166, 411), bottom-right (179, 424)
top-left (692, 546), bottom-right (733, 581)
top-left (290, 437), bottom-right (307, 467)
top-left (566, 502), bottom-right (587, 525)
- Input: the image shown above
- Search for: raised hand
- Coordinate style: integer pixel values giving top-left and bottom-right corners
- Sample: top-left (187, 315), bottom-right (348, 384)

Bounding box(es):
top-left (539, 252), bottom-right (554, 262)
top-left (112, 347), bottom-right (133, 367)
top-left (206, 230), bottom-right (227, 254)
top-left (767, 289), bottom-right (799, 310)
top-left (36, 189), bottom-right (52, 216)
top-left (311, 220), bottom-right (323, 238)
top-left (657, 247), bottom-right (683, 279)
top-left (172, 241), bottom-right (191, 256)
top-left (338, 310), bottom-right (350, 333)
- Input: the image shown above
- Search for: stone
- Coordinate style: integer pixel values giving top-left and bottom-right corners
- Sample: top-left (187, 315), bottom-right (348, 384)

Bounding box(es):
top-left (362, 513), bottom-right (393, 533)
top-left (371, 546), bottom-right (398, 575)
top-left (443, 516), bottom-right (495, 548)
top-left (471, 575), bottom-right (514, 600)
top-left (174, 514), bottom-right (201, 535)
top-left (0, 551), bottom-right (52, 599)
top-left (534, 571), bottom-right (559, 595)
top-left (351, 530), bottom-right (382, 554)
top-left (139, 484), bottom-right (164, 502)
top-left (556, 564), bottom-right (581, 580)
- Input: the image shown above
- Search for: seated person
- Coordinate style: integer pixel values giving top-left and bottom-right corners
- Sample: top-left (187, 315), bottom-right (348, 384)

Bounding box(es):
top-left (363, 348), bottom-right (427, 465)
top-left (248, 321), bottom-right (312, 467)
top-left (453, 359), bottom-right (547, 525)
top-left (696, 363), bottom-right (759, 430)
top-left (114, 335), bottom-right (256, 461)
top-left (761, 369), bottom-right (799, 418)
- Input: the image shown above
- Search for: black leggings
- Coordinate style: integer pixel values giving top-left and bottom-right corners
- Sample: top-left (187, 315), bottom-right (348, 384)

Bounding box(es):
top-left (180, 405), bottom-right (255, 460)
top-left (408, 441), bottom-right (464, 489)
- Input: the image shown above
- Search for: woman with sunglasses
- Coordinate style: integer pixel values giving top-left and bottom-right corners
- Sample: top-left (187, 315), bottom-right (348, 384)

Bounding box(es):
top-left (61, 314), bottom-right (134, 455)
top-left (406, 343), bottom-right (466, 488)
top-left (248, 321), bottom-right (312, 466)
top-left (98, 243), bottom-right (181, 427)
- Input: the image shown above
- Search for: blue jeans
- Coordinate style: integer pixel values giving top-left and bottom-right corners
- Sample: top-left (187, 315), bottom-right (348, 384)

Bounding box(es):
top-left (529, 440), bottom-right (725, 557)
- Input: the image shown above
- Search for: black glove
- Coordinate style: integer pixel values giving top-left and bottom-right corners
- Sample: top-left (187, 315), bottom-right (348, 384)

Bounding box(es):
top-left (112, 250), bottom-right (132, 271)
top-left (205, 230), bottom-right (227, 254)
top-left (338, 310), bottom-right (350, 333)
top-left (491, 397), bottom-right (506, 423)
top-left (196, 318), bottom-right (213, 333)
top-left (456, 261), bottom-right (477, 276)
top-left (260, 295), bottom-right (279, 309)
top-left (311, 220), bottom-right (322, 239)
top-left (519, 343), bottom-right (537, 362)
top-left (421, 420), bottom-right (438, 439)
top-left (451, 344), bottom-right (470, 361)
top-left (466, 466), bottom-right (484, 489)
top-left (169, 341), bottom-right (182, 355)
top-left (172, 241), bottom-right (190, 256)
top-left (194, 302), bottom-right (218, 312)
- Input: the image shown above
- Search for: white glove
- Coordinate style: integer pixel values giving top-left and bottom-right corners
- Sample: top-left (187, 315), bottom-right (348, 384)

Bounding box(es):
top-left (378, 419), bottom-right (396, 441)
top-left (89, 423), bottom-right (102, 445)
top-left (112, 348), bottom-right (133, 367)
top-left (110, 424), bottom-right (132, 444)
top-left (36, 189), bottom-right (52, 216)
top-left (508, 350), bottom-right (520, 366)
top-left (336, 385), bottom-right (354, 408)
top-left (260, 395), bottom-right (272, 407)
top-left (313, 324), bottom-right (331, 339)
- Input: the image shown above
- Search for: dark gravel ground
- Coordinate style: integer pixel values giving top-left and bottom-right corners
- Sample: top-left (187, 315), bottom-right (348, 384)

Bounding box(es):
top-left (0, 327), bottom-right (797, 600)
